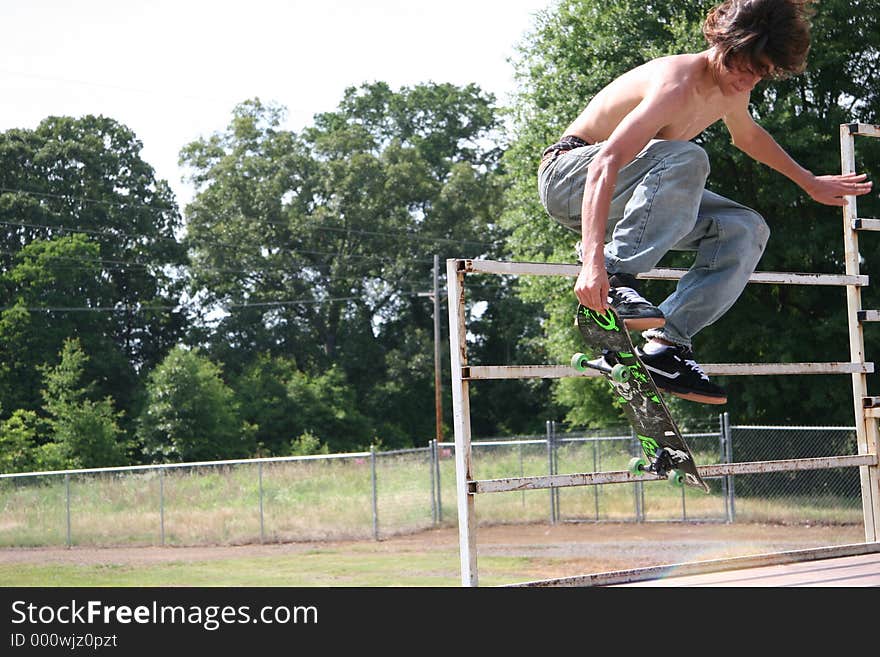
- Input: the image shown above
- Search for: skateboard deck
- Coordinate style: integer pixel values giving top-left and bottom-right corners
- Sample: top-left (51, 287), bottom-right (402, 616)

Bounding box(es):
top-left (571, 304), bottom-right (709, 493)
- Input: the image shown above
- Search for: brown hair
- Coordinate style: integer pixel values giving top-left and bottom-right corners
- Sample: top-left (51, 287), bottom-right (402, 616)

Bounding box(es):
top-left (703, 0), bottom-right (816, 78)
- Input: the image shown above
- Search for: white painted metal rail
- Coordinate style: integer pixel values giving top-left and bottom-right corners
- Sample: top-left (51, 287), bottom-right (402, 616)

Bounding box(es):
top-left (459, 258), bottom-right (868, 286)
top-left (463, 362), bottom-right (872, 380)
top-left (471, 454), bottom-right (877, 494)
top-left (841, 122), bottom-right (880, 543)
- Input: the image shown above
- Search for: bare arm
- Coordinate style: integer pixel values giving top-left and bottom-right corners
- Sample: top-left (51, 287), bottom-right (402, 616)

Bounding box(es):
top-left (724, 106), bottom-right (872, 206)
top-left (575, 87), bottom-right (685, 311)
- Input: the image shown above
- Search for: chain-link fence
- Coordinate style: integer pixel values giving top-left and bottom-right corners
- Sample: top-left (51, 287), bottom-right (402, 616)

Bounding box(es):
top-left (725, 424), bottom-right (862, 524)
top-left (454, 422), bottom-right (729, 525)
top-left (0, 419), bottom-right (866, 547)
top-left (0, 448), bottom-right (438, 547)
top-left (455, 420), bottom-right (863, 527)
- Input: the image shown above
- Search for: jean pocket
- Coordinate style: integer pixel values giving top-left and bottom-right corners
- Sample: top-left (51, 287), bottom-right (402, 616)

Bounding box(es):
top-left (539, 161), bottom-right (568, 220)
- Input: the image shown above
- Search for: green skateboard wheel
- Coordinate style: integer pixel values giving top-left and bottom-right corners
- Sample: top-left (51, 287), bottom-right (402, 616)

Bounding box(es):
top-left (667, 469), bottom-right (686, 488)
top-left (571, 352), bottom-right (590, 371)
top-left (610, 363), bottom-right (630, 383)
top-left (628, 457), bottom-right (647, 476)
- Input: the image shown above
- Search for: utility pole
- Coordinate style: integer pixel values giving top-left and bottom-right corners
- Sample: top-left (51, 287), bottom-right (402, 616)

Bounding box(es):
top-left (418, 255), bottom-right (444, 444)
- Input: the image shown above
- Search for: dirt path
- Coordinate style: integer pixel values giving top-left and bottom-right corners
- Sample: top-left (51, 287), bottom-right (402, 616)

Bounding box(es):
top-left (0, 522), bottom-right (864, 579)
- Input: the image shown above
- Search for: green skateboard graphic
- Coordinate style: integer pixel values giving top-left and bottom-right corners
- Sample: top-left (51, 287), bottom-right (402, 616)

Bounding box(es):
top-left (571, 304), bottom-right (709, 493)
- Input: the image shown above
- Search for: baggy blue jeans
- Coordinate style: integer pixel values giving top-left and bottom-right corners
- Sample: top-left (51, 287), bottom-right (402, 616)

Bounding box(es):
top-left (538, 139), bottom-right (769, 348)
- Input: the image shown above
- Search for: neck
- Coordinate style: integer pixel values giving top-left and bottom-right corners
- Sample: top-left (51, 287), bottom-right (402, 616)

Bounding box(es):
top-left (698, 48), bottom-right (724, 95)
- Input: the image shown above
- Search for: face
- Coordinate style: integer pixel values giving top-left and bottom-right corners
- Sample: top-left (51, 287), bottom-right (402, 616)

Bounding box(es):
top-left (713, 52), bottom-right (774, 95)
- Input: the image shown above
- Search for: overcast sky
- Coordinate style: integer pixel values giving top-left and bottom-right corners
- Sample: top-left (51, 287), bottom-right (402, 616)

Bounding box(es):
top-left (0, 0), bottom-right (549, 207)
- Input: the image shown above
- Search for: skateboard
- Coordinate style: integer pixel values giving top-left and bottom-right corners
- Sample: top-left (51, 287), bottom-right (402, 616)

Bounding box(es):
top-left (570, 304), bottom-right (710, 493)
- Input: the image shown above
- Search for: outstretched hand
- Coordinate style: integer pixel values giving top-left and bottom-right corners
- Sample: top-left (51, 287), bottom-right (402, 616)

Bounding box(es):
top-left (805, 173), bottom-right (872, 206)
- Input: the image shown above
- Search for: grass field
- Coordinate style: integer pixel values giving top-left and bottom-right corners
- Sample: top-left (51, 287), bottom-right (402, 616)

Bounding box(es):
top-left (0, 521), bottom-right (866, 587)
top-left (0, 441), bottom-right (862, 551)
top-left (0, 435), bottom-right (865, 589)
top-left (0, 550), bottom-right (531, 587)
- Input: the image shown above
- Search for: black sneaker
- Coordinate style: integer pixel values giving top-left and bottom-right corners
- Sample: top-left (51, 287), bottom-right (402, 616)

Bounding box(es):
top-left (637, 344), bottom-right (727, 405)
top-left (607, 273), bottom-right (665, 331)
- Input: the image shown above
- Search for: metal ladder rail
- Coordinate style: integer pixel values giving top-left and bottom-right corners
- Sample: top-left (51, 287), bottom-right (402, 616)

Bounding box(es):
top-left (840, 122), bottom-right (880, 542)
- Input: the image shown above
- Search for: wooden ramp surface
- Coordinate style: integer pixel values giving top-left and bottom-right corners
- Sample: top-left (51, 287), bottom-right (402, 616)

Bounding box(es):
top-left (617, 551), bottom-right (880, 587)
top-left (509, 543), bottom-right (880, 587)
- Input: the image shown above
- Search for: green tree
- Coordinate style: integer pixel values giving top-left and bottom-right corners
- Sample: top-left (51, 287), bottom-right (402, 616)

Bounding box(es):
top-left (181, 85), bottom-right (553, 444)
top-left (137, 346), bottom-right (254, 462)
top-left (285, 366), bottom-right (372, 452)
top-left (230, 353), bottom-right (373, 454)
top-left (0, 409), bottom-right (41, 473)
top-left (287, 431), bottom-right (329, 456)
top-left (232, 353), bottom-right (301, 456)
top-left (504, 0), bottom-right (880, 428)
top-left (0, 235), bottom-right (116, 414)
top-left (40, 338), bottom-right (125, 468)
top-left (0, 115), bottom-right (189, 434)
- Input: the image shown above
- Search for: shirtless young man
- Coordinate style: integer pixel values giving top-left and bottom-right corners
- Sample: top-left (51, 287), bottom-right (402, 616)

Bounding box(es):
top-left (538, 0), bottom-right (872, 404)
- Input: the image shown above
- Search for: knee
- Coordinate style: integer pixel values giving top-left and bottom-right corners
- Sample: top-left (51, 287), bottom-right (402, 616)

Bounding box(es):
top-left (750, 210), bottom-right (770, 252)
top-left (738, 209), bottom-right (770, 259)
top-left (674, 142), bottom-right (711, 178)
top-left (658, 141), bottom-right (711, 180)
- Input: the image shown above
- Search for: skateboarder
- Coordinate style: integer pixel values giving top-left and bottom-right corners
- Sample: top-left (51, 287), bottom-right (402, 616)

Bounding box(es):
top-left (538, 0), bottom-right (872, 404)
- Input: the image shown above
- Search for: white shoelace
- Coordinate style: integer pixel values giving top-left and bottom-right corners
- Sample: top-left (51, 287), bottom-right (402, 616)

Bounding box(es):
top-left (683, 357), bottom-right (710, 381)
top-left (610, 286), bottom-right (649, 305)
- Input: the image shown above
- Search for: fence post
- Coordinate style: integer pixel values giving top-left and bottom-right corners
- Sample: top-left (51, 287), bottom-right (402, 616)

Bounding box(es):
top-left (681, 477), bottom-right (687, 522)
top-left (65, 474), bottom-right (71, 548)
top-left (719, 413), bottom-right (728, 522)
top-left (435, 441), bottom-right (443, 523)
top-left (519, 440), bottom-right (525, 509)
top-left (593, 437), bottom-right (600, 521)
top-left (258, 461), bottom-right (265, 543)
top-left (546, 421), bottom-right (556, 524)
top-left (370, 446), bottom-right (379, 540)
top-left (429, 440), bottom-right (437, 524)
top-left (631, 431), bottom-right (644, 522)
top-left (553, 421), bottom-right (561, 519)
top-left (160, 467), bottom-right (165, 547)
top-left (724, 413), bottom-right (736, 522)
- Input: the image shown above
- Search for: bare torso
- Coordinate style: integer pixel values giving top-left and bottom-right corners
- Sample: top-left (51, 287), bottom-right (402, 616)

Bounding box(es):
top-left (563, 49), bottom-right (874, 314)
top-left (563, 52), bottom-right (749, 144)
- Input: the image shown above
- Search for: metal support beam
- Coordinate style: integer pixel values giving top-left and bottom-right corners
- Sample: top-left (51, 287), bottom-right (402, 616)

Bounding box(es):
top-left (446, 258), bottom-right (478, 586)
top-left (846, 123), bottom-right (880, 137)
top-left (471, 454), bottom-right (877, 494)
top-left (458, 258), bottom-right (867, 287)
top-left (840, 123), bottom-right (880, 542)
top-left (853, 218), bottom-right (880, 231)
top-left (463, 362), bottom-right (872, 380)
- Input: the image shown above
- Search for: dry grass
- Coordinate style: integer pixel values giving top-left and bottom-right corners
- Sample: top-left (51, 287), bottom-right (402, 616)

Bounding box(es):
top-left (0, 446), bottom-right (863, 548)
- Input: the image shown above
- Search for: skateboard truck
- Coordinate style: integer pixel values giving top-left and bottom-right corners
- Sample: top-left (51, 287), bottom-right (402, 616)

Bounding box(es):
top-left (628, 448), bottom-right (687, 488)
top-left (571, 351), bottom-right (631, 383)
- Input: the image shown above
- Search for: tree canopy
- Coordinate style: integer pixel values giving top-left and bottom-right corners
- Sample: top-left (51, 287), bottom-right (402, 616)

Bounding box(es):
top-left (0, 115), bottom-right (189, 433)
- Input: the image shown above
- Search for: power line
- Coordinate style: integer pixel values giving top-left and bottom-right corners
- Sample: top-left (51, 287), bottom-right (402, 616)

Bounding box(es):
top-left (0, 185), bottom-right (505, 248)
top-left (0, 291), bottom-right (451, 314)
top-left (0, 186), bottom-right (175, 213)
top-left (0, 247), bottom-right (465, 293)
top-left (0, 218), bottom-right (448, 266)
